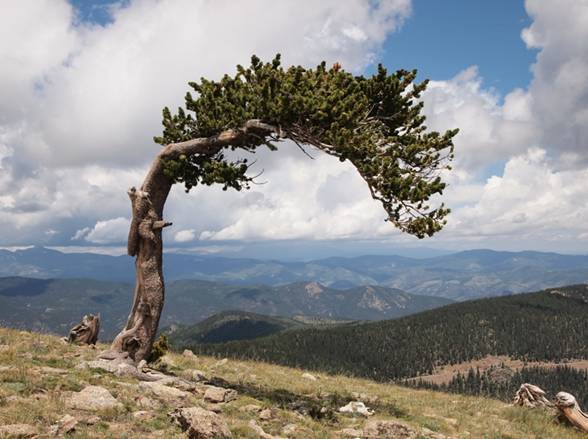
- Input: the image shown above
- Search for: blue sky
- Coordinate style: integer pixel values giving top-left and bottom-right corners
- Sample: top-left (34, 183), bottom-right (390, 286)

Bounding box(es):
top-left (381, 0), bottom-right (536, 95)
top-left (1, 0), bottom-right (587, 256)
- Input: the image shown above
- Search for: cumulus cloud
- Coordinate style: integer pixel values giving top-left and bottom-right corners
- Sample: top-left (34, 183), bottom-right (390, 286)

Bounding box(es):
top-left (0, 0), bottom-right (411, 246)
top-left (0, 0), bottom-right (587, 254)
top-left (78, 217), bottom-right (130, 244)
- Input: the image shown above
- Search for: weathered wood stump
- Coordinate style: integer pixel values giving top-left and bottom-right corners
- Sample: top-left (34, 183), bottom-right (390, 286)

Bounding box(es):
top-left (555, 392), bottom-right (588, 433)
top-left (513, 383), bottom-right (553, 408)
top-left (68, 314), bottom-right (100, 345)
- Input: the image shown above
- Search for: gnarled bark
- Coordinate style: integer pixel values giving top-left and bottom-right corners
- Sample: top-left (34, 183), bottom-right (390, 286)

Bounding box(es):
top-left (68, 314), bottom-right (100, 345)
top-left (513, 383), bottom-right (553, 408)
top-left (102, 120), bottom-right (276, 363)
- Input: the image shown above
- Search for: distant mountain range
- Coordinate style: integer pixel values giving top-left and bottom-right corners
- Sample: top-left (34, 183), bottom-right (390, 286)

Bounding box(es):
top-left (1, 247), bottom-right (588, 300)
top-left (0, 277), bottom-right (449, 340)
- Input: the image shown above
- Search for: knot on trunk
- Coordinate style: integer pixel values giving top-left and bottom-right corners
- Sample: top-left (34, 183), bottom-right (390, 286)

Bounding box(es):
top-left (127, 187), bottom-right (172, 257)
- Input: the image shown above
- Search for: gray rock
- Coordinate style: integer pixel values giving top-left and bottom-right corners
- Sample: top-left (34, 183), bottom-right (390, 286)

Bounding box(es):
top-left (139, 381), bottom-right (190, 400)
top-left (204, 386), bottom-right (237, 403)
top-left (50, 414), bottom-right (78, 435)
top-left (0, 424), bottom-right (37, 438)
top-left (170, 407), bottom-right (232, 438)
top-left (67, 386), bottom-right (123, 411)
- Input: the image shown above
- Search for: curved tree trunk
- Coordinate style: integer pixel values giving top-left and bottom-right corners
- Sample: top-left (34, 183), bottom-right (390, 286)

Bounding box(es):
top-left (102, 120), bottom-right (275, 363)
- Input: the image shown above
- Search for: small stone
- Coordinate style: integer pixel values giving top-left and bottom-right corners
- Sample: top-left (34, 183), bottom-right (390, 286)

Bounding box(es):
top-left (132, 410), bottom-right (153, 421)
top-left (0, 424), bottom-right (37, 438)
top-left (339, 401), bottom-right (374, 417)
top-left (135, 395), bottom-right (161, 410)
top-left (340, 427), bottom-right (364, 437)
top-left (258, 408), bottom-right (273, 421)
top-left (248, 420), bottom-right (282, 439)
top-left (40, 366), bottom-right (69, 375)
top-left (215, 358), bottom-right (228, 367)
top-left (183, 369), bottom-right (207, 382)
top-left (67, 385), bottom-right (123, 411)
top-left (363, 420), bottom-right (417, 438)
top-left (239, 404), bottom-right (262, 413)
top-left (183, 349), bottom-right (195, 357)
top-left (139, 381), bottom-right (190, 400)
top-left (282, 423), bottom-right (298, 435)
top-left (50, 414), bottom-right (78, 435)
top-left (170, 407), bottom-right (232, 439)
top-left (301, 372), bottom-right (317, 381)
top-left (0, 344), bottom-right (10, 352)
top-left (83, 415), bottom-right (101, 425)
top-left (203, 386), bottom-right (237, 403)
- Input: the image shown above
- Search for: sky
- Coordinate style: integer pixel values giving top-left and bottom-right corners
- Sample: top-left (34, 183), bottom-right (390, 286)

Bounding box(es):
top-left (0, 0), bottom-right (587, 258)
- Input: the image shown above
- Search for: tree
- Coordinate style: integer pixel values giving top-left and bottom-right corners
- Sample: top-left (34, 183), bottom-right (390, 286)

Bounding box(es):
top-left (101, 55), bottom-right (458, 363)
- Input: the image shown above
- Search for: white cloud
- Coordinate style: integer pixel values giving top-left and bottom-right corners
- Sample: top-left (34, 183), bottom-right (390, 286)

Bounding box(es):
top-left (0, 0), bottom-right (587, 254)
top-left (174, 229), bottom-right (196, 243)
top-left (0, 0), bottom-right (411, 246)
top-left (83, 217), bottom-right (130, 244)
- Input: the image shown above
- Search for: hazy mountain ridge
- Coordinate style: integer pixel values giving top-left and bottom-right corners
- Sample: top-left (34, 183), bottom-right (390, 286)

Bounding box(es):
top-left (0, 277), bottom-right (449, 340)
top-left (2, 247), bottom-right (588, 300)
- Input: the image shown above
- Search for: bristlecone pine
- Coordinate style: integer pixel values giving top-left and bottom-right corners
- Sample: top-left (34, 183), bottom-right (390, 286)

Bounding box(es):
top-left (102, 55), bottom-right (458, 363)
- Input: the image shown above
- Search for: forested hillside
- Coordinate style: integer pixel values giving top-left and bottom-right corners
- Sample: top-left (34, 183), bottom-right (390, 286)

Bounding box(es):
top-left (192, 285), bottom-right (588, 381)
top-left (410, 365), bottom-right (588, 409)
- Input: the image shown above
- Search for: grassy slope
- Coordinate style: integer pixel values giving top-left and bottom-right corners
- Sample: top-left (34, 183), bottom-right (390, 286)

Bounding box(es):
top-left (0, 327), bottom-right (582, 438)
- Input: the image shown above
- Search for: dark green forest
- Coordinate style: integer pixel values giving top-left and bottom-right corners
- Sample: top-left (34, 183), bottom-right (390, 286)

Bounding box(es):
top-left (189, 285), bottom-right (588, 382)
top-left (409, 365), bottom-right (588, 408)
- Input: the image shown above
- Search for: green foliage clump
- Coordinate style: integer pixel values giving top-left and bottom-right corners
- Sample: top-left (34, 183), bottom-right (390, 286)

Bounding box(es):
top-left (155, 55), bottom-right (457, 238)
top-left (148, 334), bottom-right (169, 364)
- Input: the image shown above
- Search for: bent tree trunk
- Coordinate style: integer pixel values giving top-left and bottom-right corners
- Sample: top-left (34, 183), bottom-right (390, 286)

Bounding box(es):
top-left (103, 121), bottom-right (274, 362)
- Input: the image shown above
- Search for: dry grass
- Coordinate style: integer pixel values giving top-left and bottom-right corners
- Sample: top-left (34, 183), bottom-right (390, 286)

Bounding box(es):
top-left (0, 327), bottom-right (584, 438)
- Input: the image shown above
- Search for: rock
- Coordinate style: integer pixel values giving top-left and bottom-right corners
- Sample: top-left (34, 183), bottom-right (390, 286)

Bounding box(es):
top-left (0, 424), bottom-right (37, 438)
top-left (301, 373), bottom-right (317, 381)
top-left (132, 410), bottom-right (154, 421)
top-left (0, 365), bottom-right (14, 372)
top-left (183, 349), bottom-right (196, 358)
top-left (363, 420), bottom-right (422, 438)
top-left (135, 395), bottom-right (161, 410)
top-left (39, 366), bottom-right (68, 375)
top-left (282, 424), bottom-right (298, 435)
top-left (340, 427), bottom-right (364, 437)
top-left (139, 381), bottom-right (190, 401)
top-left (50, 414), bottom-right (78, 435)
top-left (339, 401), bottom-right (374, 417)
top-left (258, 408), bottom-right (273, 421)
top-left (183, 369), bottom-right (207, 382)
top-left (67, 386), bottom-right (122, 411)
top-left (214, 358), bottom-right (228, 367)
top-left (0, 344), bottom-right (10, 352)
top-left (239, 404), bottom-right (262, 413)
top-left (83, 415), bottom-right (101, 425)
top-left (249, 420), bottom-right (284, 439)
top-left (170, 407), bottom-right (232, 439)
top-left (204, 386), bottom-right (237, 403)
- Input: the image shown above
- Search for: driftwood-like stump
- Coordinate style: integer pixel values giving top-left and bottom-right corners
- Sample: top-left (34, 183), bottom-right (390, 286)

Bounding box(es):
top-left (68, 314), bottom-right (100, 345)
top-left (513, 383), bottom-right (553, 407)
top-left (555, 392), bottom-right (588, 433)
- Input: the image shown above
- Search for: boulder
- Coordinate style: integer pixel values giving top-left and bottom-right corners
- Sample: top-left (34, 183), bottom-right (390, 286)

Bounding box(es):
top-left (339, 401), bottom-right (374, 417)
top-left (170, 407), bottom-right (232, 438)
top-left (50, 414), bottom-right (78, 435)
top-left (301, 373), bottom-right (317, 381)
top-left (204, 386), bottom-right (237, 403)
top-left (67, 386), bottom-right (122, 411)
top-left (183, 349), bottom-right (196, 358)
top-left (248, 420), bottom-right (284, 439)
top-left (363, 420), bottom-right (415, 438)
top-left (139, 381), bottom-right (190, 401)
top-left (0, 424), bottom-right (37, 438)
